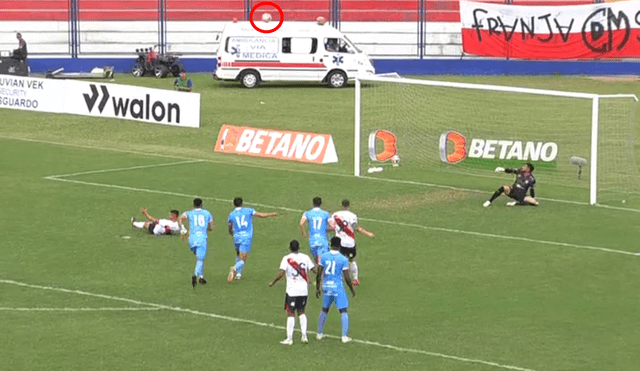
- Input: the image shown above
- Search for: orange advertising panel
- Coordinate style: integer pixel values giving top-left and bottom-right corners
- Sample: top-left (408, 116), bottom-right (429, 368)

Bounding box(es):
top-left (214, 124), bottom-right (339, 164)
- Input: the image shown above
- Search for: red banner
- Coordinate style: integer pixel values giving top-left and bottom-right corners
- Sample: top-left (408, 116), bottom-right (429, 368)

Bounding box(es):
top-left (460, 0), bottom-right (640, 59)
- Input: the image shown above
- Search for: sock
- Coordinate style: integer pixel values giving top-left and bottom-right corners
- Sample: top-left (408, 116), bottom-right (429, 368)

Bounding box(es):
top-left (299, 314), bottom-right (308, 337)
top-left (286, 316), bottom-right (295, 340)
top-left (341, 312), bottom-right (349, 337)
top-left (235, 256), bottom-right (240, 264)
top-left (133, 222), bottom-right (145, 229)
top-left (195, 259), bottom-right (204, 277)
top-left (234, 259), bottom-right (245, 275)
top-left (318, 311), bottom-right (328, 334)
top-left (350, 262), bottom-right (359, 280)
top-left (488, 187), bottom-right (504, 203)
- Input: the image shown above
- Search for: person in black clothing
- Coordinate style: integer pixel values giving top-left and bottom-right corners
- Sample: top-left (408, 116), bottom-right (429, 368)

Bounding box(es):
top-left (13, 33), bottom-right (27, 60)
top-left (484, 162), bottom-right (539, 207)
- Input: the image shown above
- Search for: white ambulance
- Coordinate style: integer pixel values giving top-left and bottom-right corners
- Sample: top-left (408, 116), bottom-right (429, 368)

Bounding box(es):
top-left (214, 19), bottom-right (375, 88)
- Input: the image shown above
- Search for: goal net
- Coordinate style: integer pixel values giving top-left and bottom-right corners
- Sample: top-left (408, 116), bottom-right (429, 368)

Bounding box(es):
top-left (355, 76), bottom-right (639, 207)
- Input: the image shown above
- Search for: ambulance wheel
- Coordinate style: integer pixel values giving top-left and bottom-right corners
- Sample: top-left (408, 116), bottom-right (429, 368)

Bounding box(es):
top-left (240, 70), bottom-right (260, 88)
top-left (327, 70), bottom-right (347, 88)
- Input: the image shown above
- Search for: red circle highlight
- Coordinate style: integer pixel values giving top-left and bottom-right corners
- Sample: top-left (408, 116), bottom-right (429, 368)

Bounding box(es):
top-left (249, 2), bottom-right (284, 34)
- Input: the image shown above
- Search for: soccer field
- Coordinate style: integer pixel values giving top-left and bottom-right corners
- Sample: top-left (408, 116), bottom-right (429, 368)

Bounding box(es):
top-left (1, 74), bottom-right (640, 371)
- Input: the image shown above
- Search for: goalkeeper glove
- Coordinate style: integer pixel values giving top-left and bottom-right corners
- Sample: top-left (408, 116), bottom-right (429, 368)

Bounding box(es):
top-left (495, 167), bottom-right (505, 172)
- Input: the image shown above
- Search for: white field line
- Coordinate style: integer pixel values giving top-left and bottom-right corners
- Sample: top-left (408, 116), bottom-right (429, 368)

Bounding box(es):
top-left (0, 307), bottom-right (161, 312)
top-left (45, 176), bottom-right (640, 256)
top-left (0, 279), bottom-right (538, 371)
top-left (47, 160), bottom-right (205, 179)
top-left (3, 134), bottom-right (640, 213)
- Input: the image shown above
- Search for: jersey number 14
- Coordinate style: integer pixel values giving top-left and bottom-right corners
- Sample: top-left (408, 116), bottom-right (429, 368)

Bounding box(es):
top-left (235, 215), bottom-right (248, 227)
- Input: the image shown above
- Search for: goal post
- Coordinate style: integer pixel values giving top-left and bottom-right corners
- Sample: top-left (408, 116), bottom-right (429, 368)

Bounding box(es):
top-left (355, 75), bottom-right (638, 206)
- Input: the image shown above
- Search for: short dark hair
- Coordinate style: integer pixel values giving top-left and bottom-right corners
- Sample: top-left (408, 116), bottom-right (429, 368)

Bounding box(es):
top-left (193, 198), bottom-right (203, 207)
top-left (289, 239), bottom-right (299, 252)
top-left (330, 236), bottom-right (341, 249)
top-left (526, 162), bottom-right (535, 172)
top-left (313, 197), bottom-right (322, 207)
top-left (233, 197), bottom-right (243, 207)
top-left (16, 33), bottom-right (22, 38)
top-left (171, 210), bottom-right (179, 217)
top-left (342, 199), bottom-right (350, 208)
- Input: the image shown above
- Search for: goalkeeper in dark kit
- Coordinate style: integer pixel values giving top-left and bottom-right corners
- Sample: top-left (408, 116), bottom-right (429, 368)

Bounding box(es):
top-left (483, 162), bottom-right (539, 207)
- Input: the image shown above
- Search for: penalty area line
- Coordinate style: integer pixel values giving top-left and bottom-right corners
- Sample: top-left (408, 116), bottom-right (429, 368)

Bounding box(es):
top-left (45, 160), bottom-right (205, 179)
top-left (0, 278), bottom-right (539, 371)
top-left (4, 134), bottom-right (640, 213)
top-left (44, 177), bottom-right (639, 256)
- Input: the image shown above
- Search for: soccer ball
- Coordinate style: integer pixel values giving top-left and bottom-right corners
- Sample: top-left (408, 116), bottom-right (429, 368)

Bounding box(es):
top-left (391, 155), bottom-right (400, 166)
top-left (262, 13), bottom-right (272, 22)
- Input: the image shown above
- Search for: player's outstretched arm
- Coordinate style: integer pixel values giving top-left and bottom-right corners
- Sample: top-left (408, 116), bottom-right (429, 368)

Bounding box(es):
top-left (299, 215), bottom-right (307, 238)
top-left (255, 211), bottom-right (278, 218)
top-left (495, 167), bottom-right (520, 174)
top-left (356, 226), bottom-right (375, 238)
top-left (179, 214), bottom-right (188, 241)
top-left (343, 271), bottom-right (356, 297)
top-left (269, 270), bottom-right (285, 287)
top-left (207, 221), bottom-right (214, 232)
top-left (140, 208), bottom-right (157, 223)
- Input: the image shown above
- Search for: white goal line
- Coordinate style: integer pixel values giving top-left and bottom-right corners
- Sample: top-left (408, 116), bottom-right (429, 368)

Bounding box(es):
top-left (5, 135), bottom-right (640, 213)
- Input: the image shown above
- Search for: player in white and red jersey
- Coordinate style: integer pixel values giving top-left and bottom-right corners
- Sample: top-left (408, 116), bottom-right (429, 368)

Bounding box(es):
top-left (269, 240), bottom-right (316, 345)
top-left (132, 207), bottom-right (181, 235)
top-left (329, 199), bottom-right (374, 286)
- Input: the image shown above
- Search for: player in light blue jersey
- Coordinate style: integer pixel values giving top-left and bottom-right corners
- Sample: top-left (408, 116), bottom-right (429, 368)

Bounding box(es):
top-left (316, 236), bottom-right (356, 343)
top-left (299, 197), bottom-right (331, 263)
top-left (180, 198), bottom-right (214, 288)
top-left (227, 197), bottom-right (277, 282)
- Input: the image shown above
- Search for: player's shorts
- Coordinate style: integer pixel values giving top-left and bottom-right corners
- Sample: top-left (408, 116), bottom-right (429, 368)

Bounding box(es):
top-left (284, 294), bottom-right (308, 313)
top-left (189, 238), bottom-right (208, 260)
top-left (189, 245), bottom-right (207, 260)
top-left (340, 245), bottom-right (357, 260)
top-left (508, 186), bottom-right (527, 202)
top-left (234, 240), bottom-right (252, 254)
top-left (310, 244), bottom-right (329, 260)
top-left (147, 223), bottom-right (156, 234)
top-left (322, 289), bottom-right (348, 310)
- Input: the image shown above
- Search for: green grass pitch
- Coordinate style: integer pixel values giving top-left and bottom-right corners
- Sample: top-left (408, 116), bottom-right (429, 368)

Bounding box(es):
top-left (1, 74), bottom-right (640, 371)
